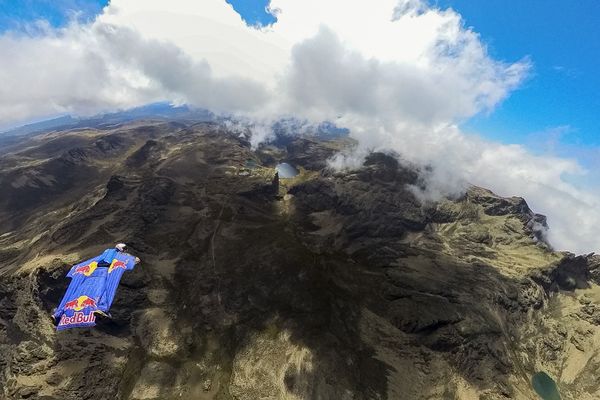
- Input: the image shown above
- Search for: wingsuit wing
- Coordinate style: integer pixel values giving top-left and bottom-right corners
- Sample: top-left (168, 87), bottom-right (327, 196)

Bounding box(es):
top-left (54, 255), bottom-right (106, 330)
top-left (100, 252), bottom-right (137, 312)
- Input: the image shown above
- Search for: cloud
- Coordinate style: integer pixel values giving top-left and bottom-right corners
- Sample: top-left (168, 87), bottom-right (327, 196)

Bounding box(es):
top-left (0, 18), bottom-right (268, 125)
top-left (0, 0), bottom-right (527, 124)
top-left (0, 0), bottom-right (598, 253)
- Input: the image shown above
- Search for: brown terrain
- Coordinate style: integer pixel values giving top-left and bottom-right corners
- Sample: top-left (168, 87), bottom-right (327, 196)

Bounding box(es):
top-left (0, 120), bottom-right (598, 399)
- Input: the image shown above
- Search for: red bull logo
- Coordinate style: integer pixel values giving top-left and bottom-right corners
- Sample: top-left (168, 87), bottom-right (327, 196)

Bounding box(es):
top-left (73, 261), bottom-right (98, 276)
top-left (108, 259), bottom-right (127, 273)
top-left (63, 295), bottom-right (97, 312)
top-left (58, 311), bottom-right (96, 328)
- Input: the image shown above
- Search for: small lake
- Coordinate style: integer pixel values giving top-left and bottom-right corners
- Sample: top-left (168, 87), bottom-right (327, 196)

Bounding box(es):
top-left (276, 162), bottom-right (299, 178)
top-left (245, 159), bottom-right (258, 169)
top-left (532, 372), bottom-right (561, 400)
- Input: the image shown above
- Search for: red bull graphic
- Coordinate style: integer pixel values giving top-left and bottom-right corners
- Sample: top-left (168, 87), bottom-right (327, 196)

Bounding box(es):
top-left (57, 295), bottom-right (99, 330)
top-left (73, 261), bottom-right (98, 276)
top-left (58, 311), bottom-right (96, 328)
top-left (63, 295), bottom-right (97, 312)
top-left (108, 259), bottom-right (127, 273)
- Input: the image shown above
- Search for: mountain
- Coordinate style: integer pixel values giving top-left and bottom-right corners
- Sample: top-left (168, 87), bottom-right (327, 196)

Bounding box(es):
top-left (0, 103), bottom-right (214, 139)
top-left (0, 119), bottom-right (599, 400)
top-left (0, 116), bottom-right (79, 138)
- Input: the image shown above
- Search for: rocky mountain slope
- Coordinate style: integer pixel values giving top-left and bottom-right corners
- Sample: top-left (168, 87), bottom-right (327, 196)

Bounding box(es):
top-left (0, 120), bottom-right (599, 399)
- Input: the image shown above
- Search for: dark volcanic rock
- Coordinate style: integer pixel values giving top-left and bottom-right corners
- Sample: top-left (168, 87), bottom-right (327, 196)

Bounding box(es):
top-left (532, 253), bottom-right (596, 292)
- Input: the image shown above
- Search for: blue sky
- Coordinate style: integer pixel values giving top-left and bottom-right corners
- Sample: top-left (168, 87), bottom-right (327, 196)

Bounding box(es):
top-left (226, 0), bottom-right (276, 26)
top-left (436, 0), bottom-right (600, 151)
top-left (0, 0), bottom-right (275, 31)
top-left (0, 0), bottom-right (597, 154)
top-left (0, 0), bottom-right (108, 30)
